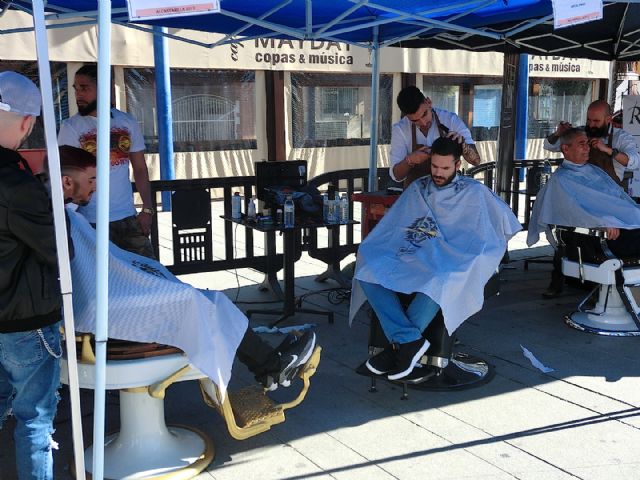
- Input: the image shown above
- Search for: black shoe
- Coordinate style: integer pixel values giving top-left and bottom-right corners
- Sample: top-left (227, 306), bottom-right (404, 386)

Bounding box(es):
top-left (387, 338), bottom-right (430, 381)
top-left (258, 331), bottom-right (316, 391)
top-left (365, 345), bottom-right (397, 375)
top-left (542, 286), bottom-right (563, 299)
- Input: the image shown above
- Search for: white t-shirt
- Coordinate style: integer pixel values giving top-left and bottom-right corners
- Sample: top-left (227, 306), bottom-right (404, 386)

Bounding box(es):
top-left (58, 108), bottom-right (146, 223)
top-left (389, 107), bottom-right (474, 182)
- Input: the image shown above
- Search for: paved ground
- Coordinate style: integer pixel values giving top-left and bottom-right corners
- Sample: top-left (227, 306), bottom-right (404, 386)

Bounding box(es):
top-left (2, 208), bottom-right (640, 480)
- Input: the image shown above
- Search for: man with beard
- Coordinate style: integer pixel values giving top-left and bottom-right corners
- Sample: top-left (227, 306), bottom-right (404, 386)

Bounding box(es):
top-left (390, 86), bottom-right (481, 188)
top-left (0, 71), bottom-right (62, 480)
top-left (58, 64), bottom-right (154, 258)
top-left (350, 137), bottom-right (521, 381)
top-left (544, 100), bottom-right (639, 187)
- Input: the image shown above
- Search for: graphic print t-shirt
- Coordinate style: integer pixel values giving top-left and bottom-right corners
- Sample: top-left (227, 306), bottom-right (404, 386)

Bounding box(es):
top-left (58, 108), bottom-right (146, 223)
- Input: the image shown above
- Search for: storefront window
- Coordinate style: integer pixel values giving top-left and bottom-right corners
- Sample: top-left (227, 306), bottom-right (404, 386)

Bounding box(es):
top-left (423, 76), bottom-right (502, 141)
top-left (125, 68), bottom-right (256, 152)
top-left (528, 78), bottom-right (593, 138)
top-left (291, 73), bottom-right (392, 147)
top-left (0, 61), bottom-right (68, 150)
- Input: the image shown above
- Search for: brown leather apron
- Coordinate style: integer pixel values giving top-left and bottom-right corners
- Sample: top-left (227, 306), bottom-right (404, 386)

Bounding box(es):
top-left (587, 130), bottom-right (622, 187)
top-left (403, 111), bottom-right (449, 188)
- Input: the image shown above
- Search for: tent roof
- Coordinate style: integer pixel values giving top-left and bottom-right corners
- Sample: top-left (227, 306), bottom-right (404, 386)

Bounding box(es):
top-left (10, 0), bottom-right (640, 60)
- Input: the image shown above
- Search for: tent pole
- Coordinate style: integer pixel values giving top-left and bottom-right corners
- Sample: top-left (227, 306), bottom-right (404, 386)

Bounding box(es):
top-left (368, 26), bottom-right (380, 192)
top-left (515, 54), bottom-right (529, 166)
top-left (31, 1), bottom-right (86, 479)
top-left (153, 26), bottom-right (175, 211)
top-left (92, 1), bottom-right (112, 479)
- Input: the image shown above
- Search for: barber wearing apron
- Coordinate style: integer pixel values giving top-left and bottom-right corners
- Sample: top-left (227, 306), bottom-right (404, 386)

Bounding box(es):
top-left (389, 86), bottom-right (481, 188)
top-left (544, 100), bottom-right (640, 198)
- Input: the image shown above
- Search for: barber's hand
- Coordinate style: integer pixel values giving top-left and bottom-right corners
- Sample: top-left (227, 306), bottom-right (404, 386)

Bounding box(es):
top-left (588, 137), bottom-right (608, 153)
top-left (555, 121), bottom-right (572, 136)
top-left (137, 211), bottom-right (153, 237)
top-left (407, 146), bottom-right (430, 166)
top-left (606, 227), bottom-right (620, 241)
top-left (446, 131), bottom-right (465, 144)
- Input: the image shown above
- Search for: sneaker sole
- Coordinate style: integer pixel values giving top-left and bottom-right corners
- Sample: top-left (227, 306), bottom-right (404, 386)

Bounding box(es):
top-left (387, 340), bottom-right (430, 381)
top-left (279, 333), bottom-right (316, 386)
top-left (365, 359), bottom-right (391, 375)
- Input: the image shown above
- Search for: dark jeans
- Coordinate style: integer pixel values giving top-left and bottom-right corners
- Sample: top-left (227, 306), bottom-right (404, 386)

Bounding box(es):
top-left (607, 228), bottom-right (640, 258)
top-left (235, 329), bottom-right (279, 375)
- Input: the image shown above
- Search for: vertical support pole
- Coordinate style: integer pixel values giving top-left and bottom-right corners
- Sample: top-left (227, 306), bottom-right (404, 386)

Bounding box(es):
top-left (515, 54), bottom-right (529, 182)
top-left (31, 1), bottom-right (86, 479)
top-left (496, 52), bottom-right (520, 204)
top-left (153, 26), bottom-right (175, 211)
top-left (368, 26), bottom-right (380, 192)
top-left (93, 1), bottom-right (112, 478)
top-left (265, 70), bottom-right (286, 161)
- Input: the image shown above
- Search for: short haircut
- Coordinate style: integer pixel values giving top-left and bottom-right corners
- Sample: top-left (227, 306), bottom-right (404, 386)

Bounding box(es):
top-left (58, 145), bottom-right (96, 175)
top-left (588, 99), bottom-right (612, 116)
top-left (431, 136), bottom-right (462, 161)
top-left (396, 86), bottom-right (425, 115)
top-left (75, 64), bottom-right (97, 84)
top-left (559, 127), bottom-right (587, 147)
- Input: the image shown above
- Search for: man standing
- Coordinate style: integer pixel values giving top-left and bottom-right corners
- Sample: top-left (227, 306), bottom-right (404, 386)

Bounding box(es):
top-left (389, 85), bottom-right (481, 187)
top-left (58, 64), bottom-right (155, 258)
top-left (351, 137), bottom-right (520, 380)
top-left (544, 100), bottom-right (640, 187)
top-left (0, 71), bottom-right (62, 480)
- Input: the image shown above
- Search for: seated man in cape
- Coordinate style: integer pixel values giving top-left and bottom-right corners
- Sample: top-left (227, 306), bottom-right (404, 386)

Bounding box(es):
top-left (56, 145), bottom-right (316, 396)
top-left (349, 137), bottom-right (521, 381)
top-left (528, 127), bottom-right (640, 257)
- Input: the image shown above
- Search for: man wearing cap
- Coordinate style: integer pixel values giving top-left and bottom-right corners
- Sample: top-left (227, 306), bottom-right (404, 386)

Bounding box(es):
top-left (0, 71), bottom-right (62, 480)
top-left (58, 64), bottom-right (155, 258)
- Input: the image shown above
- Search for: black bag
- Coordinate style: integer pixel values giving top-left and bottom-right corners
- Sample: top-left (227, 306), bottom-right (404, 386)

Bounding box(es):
top-left (264, 185), bottom-right (323, 220)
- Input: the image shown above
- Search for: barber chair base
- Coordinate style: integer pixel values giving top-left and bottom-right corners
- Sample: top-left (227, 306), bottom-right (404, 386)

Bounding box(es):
top-left (83, 391), bottom-right (214, 479)
top-left (355, 352), bottom-right (494, 395)
top-left (564, 286), bottom-right (640, 337)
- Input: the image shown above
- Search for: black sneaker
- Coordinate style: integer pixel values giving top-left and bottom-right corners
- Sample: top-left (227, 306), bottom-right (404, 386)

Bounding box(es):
top-left (260, 331), bottom-right (316, 391)
top-left (387, 338), bottom-right (430, 381)
top-left (365, 345), bottom-right (397, 375)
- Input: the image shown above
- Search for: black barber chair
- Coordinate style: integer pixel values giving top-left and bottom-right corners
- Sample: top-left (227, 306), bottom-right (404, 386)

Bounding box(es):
top-left (356, 273), bottom-right (499, 398)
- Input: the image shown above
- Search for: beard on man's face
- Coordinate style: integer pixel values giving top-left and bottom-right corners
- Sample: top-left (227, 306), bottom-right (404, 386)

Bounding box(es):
top-left (78, 99), bottom-right (97, 116)
top-left (585, 124), bottom-right (608, 139)
top-left (432, 170), bottom-right (456, 187)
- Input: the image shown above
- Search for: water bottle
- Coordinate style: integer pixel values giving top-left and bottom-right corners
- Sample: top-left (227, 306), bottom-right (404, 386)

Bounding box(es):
top-left (284, 195), bottom-right (295, 228)
top-left (339, 193), bottom-right (349, 224)
top-left (247, 196), bottom-right (257, 221)
top-left (231, 192), bottom-right (242, 219)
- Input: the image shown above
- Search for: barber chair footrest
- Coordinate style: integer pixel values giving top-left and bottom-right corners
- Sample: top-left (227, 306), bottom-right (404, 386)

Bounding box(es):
top-left (565, 312), bottom-right (640, 336)
top-left (200, 346), bottom-right (322, 440)
top-left (355, 352), bottom-right (494, 392)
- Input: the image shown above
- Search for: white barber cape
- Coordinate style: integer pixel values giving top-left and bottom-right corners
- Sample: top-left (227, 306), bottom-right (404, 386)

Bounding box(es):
top-left (527, 160), bottom-right (640, 247)
top-left (350, 175), bottom-right (521, 335)
top-left (67, 207), bottom-right (248, 397)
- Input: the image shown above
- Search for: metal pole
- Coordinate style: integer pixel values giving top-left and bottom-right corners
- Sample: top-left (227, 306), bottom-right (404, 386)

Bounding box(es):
top-left (153, 26), bottom-right (175, 211)
top-left (31, 1), bottom-right (86, 478)
top-left (368, 26), bottom-right (380, 192)
top-left (93, 1), bottom-right (112, 478)
top-left (515, 54), bottom-right (529, 181)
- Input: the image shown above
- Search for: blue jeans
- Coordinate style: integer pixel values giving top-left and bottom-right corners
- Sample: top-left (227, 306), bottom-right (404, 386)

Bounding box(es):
top-left (0, 322), bottom-right (62, 480)
top-left (360, 281), bottom-right (440, 344)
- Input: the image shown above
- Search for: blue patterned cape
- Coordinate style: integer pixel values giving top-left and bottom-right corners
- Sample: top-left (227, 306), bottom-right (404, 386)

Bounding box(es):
top-left (350, 175), bottom-right (522, 335)
top-left (527, 161), bottom-right (640, 247)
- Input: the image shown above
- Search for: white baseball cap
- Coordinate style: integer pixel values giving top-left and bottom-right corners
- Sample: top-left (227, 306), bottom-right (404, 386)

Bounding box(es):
top-left (0, 71), bottom-right (41, 117)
